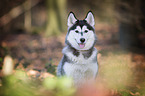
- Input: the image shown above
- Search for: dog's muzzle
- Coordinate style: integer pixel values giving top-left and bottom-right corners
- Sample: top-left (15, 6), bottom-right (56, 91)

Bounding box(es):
top-left (79, 38), bottom-right (85, 48)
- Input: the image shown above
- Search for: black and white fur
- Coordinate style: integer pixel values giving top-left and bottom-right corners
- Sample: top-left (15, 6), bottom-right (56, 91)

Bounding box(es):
top-left (57, 11), bottom-right (98, 85)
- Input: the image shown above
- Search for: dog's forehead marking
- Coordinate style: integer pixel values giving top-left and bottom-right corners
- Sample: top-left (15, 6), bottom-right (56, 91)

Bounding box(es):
top-left (68, 20), bottom-right (94, 32)
top-left (76, 26), bottom-right (81, 31)
top-left (76, 26), bottom-right (88, 32)
top-left (82, 26), bottom-right (88, 31)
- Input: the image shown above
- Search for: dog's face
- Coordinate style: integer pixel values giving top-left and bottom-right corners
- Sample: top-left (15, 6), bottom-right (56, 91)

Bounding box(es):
top-left (66, 11), bottom-right (97, 50)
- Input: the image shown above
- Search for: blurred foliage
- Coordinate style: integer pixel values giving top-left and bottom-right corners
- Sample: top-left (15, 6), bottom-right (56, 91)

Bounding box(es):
top-left (43, 77), bottom-right (75, 96)
top-left (99, 49), bottom-right (145, 95)
top-left (0, 70), bottom-right (36, 96)
top-left (100, 51), bottom-right (133, 89)
top-left (0, 49), bottom-right (145, 96)
top-left (0, 70), bottom-right (75, 96)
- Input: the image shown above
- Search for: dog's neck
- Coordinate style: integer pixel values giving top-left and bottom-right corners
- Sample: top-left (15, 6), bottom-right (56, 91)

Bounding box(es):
top-left (68, 45), bottom-right (94, 58)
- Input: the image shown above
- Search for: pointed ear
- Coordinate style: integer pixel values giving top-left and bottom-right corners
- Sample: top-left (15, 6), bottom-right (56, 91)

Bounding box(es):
top-left (85, 11), bottom-right (95, 26)
top-left (67, 12), bottom-right (77, 27)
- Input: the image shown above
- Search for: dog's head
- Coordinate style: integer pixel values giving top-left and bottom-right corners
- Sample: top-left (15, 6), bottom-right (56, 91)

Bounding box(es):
top-left (66, 11), bottom-right (97, 50)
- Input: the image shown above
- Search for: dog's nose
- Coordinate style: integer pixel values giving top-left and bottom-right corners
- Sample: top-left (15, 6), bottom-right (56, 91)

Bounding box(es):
top-left (80, 38), bottom-right (85, 43)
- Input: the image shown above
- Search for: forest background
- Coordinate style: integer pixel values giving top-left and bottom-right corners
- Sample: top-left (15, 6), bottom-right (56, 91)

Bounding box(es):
top-left (0, 0), bottom-right (145, 96)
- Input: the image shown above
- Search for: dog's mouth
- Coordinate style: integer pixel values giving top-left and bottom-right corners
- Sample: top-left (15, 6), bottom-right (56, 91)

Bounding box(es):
top-left (75, 39), bottom-right (86, 49)
top-left (78, 43), bottom-right (85, 49)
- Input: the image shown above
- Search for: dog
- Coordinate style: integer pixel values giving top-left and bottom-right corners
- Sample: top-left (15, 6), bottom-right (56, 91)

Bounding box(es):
top-left (57, 11), bottom-right (98, 86)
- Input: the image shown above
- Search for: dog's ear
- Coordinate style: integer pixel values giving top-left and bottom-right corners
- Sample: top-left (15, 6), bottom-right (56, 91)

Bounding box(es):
top-left (85, 11), bottom-right (95, 26)
top-left (67, 12), bottom-right (77, 27)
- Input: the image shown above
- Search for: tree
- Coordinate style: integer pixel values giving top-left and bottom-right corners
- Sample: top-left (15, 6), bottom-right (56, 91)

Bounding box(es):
top-left (45, 0), bottom-right (66, 36)
top-left (116, 0), bottom-right (145, 50)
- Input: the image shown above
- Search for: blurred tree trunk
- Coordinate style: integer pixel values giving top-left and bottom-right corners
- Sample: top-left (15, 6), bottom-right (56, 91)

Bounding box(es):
top-left (45, 0), bottom-right (66, 36)
top-left (119, 22), bottom-right (139, 49)
top-left (24, 0), bottom-right (32, 32)
top-left (117, 0), bottom-right (145, 50)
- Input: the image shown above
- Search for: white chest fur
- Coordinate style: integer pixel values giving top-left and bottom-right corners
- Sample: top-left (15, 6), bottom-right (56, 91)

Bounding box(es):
top-left (62, 47), bottom-right (98, 85)
top-left (63, 62), bottom-right (98, 80)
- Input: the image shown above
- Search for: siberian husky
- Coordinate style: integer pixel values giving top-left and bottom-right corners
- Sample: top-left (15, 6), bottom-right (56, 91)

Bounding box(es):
top-left (57, 11), bottom-right (98, 85)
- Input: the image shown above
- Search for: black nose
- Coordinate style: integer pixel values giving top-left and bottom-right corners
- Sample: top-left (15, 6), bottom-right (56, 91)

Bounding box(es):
top-left (80, 38), bottom-right (85, 43)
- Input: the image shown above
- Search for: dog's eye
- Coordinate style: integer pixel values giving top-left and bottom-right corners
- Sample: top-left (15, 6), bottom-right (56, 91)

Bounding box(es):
top-left (75, 30), bottom-right (79, 33)
top-left (84, 30), bottom-right (88, 33)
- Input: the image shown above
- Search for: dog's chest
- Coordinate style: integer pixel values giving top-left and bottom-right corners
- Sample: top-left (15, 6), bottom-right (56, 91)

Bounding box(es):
top-left (63, 62), bottom-right (97, 79)
top-left (62, 47), bottom-right (98, 84)
top-left (63, 53), bottom-right (98, 81)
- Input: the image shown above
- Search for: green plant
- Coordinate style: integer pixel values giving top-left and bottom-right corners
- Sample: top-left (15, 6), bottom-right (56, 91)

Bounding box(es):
top-left (0, 70), bottom-right (75, 96)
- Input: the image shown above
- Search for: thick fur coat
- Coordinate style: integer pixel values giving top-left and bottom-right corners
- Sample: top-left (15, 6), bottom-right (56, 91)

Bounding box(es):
top-left (57, 11), bottom-right (98, 85)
